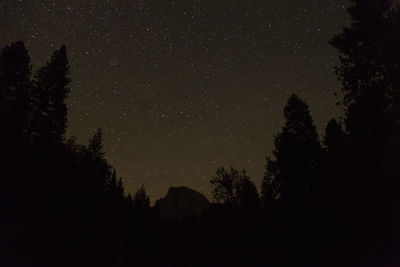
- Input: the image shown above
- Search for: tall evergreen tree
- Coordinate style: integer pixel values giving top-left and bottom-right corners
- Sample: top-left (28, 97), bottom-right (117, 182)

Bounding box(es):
top-left (0, 42), bottom-right (130, 267)
top-left (262, 94), bottom-right (323, 208)
top-left (31, 45), bottom-right (70, 145)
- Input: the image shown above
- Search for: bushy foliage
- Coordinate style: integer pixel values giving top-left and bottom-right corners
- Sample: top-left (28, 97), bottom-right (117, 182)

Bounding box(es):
top-left (210, 166), bottom-right (259, 210)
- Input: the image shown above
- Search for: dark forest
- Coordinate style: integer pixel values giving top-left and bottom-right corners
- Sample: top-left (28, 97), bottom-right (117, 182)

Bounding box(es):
top-left (1, 0), bottom-right (400, 266)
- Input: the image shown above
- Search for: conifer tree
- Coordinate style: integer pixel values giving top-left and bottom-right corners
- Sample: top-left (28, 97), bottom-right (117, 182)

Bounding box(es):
top-left (262, 94), bottom-right (323, 208)
top-left (87, 128), bottom-right (111, 192)
top-left (132, 185), bottom-right (150, 209)
top-left (261, 156), bottom-right (279, 210)
top-left (324, 118), bottom-right (345, 152)
top-left (31, 45), bottom-right (70, 145)
top-left (88, 128), bottom-right (105, 159)
top-left (107, 169), bottom-right (124, 198)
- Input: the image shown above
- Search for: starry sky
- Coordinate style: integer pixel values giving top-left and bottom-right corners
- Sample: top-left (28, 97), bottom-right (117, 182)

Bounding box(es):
top-left (1, 0), bottom-right (349, 201)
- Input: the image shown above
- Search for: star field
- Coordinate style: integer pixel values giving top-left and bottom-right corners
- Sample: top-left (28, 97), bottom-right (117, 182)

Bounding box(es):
top-left (1, 0), bottom-right (349, 201)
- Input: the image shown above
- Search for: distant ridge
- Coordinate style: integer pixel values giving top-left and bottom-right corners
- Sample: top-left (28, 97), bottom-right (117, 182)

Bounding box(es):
top-left (155, 186), bottom-right (210, 221)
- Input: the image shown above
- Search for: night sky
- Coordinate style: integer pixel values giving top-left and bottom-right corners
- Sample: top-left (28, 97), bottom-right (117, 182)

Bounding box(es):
top-left (2, 0), bottom-right (349, 201)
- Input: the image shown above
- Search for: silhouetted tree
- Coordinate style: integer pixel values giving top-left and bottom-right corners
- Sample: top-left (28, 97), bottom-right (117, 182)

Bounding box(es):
top-left (329, 1), bottom-right (400, 264)
top-left (0, 41), bottom-right (132, 267)
top-left (331, 0), bottom-right (400, 144)
top-left (324, 118), bottom-right (345, 152)
top-left (109, 169), bottom-right (117, 191)
top-left (107, 169), bottom-right (125, 199)
top-left (210, 166), bottom-right (259, 209)
top-left (132, 185), bottom-right (150, 209)
top-left (235, 170), bottom-right (260, 210)
top-left (261, 156), bottom-right (279, 210)
top-left (86, 128), bottom-right (112, 193)
top-left (262, 94), bottom-right (323, 209)
top-left (210, 167), bottom-right (236, 204)
top-left (31, 45), bottom-right (70, 146)
top-left (117, 177), bottom-right (124, 197)
top-left (88, 128), bottom-right (105, 158)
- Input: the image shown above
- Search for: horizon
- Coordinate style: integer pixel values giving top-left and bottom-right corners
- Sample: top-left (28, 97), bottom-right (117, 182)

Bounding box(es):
top-left (2, 0), bottom-right (348, 201)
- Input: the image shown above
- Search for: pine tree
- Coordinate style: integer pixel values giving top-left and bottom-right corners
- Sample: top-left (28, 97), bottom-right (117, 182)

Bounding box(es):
top-left (262, 94), bottom-right (323, 208)
top-left (261, 156), bottom-right (279, 210)
top-left (324, 118), bottom-right (345, 152)
top-left (31, 45), bottom-right (70, 145)
top-left (107, 169), bottom-right (124, 198)
top-left (87, 128), bottom-right (111, 192)
top-left (109, 169), bottom-right (118, 192)
top-left (132, 185), bottom-right (150, 209)
top-left (117, 177), bottom-right (124, 196)
top-left (88, 128), bottom-right (105, 159)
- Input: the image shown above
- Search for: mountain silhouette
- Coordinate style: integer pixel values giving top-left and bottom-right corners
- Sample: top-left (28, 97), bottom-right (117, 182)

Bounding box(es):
top-left (155, 186), bottom-right (210, 222)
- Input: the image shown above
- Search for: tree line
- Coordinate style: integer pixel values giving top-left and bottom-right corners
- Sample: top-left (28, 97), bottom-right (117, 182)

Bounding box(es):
top-left (1, 0), bottom-right (400, 266)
